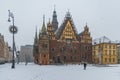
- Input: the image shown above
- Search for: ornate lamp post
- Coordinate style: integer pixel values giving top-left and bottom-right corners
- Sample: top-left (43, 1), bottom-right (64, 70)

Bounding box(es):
top-left (8, 10), bottom-right (18, 69)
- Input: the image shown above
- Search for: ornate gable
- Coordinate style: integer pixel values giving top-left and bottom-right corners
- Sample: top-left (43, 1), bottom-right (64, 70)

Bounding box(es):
top-left (79, 25), bottom-right (92, 43)
top-left (56, 12), bottom-right (78, 41)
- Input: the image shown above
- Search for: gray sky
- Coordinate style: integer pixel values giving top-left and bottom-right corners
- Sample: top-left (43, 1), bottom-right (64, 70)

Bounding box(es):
top-left (0, 0), bottom-right (120, 48)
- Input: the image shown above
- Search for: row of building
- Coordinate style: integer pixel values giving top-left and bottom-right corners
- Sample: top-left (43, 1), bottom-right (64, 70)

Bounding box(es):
top-left (18, 39), bottom-right (120, 65)
top-left (19, 38), bottom-right (120, 65)
top-left (1, 9), bottom-right (120, 65)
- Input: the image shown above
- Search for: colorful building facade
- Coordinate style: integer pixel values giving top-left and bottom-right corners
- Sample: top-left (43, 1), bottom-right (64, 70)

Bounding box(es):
top-left (92, 41), bottom-right (118, 64)
top-left (33, 10), bottom-right (92, 65)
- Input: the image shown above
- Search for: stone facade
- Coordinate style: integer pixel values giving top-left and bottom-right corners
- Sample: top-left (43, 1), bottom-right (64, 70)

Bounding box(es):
top-left (33, 10), bottom-right (92, 65)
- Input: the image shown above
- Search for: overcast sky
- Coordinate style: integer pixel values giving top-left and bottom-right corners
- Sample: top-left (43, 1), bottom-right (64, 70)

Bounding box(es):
top-left (0, 0), bottom-right (120, 48)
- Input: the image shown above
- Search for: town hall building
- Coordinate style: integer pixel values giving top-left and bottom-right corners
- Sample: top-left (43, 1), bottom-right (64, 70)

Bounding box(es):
top-left (33, 9), bottom-right (92, 65)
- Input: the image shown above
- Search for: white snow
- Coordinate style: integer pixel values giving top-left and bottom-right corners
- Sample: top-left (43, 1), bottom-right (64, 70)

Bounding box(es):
top-left (0, 63), bottom-right (120, 80)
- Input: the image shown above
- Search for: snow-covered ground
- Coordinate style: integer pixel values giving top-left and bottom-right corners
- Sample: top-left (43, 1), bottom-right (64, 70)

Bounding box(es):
top-left (0, 63), bottom-right (120, 80)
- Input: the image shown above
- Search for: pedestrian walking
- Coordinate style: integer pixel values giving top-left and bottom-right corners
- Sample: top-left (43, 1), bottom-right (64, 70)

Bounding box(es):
top-left (84, 62), bottom-right (87, 70)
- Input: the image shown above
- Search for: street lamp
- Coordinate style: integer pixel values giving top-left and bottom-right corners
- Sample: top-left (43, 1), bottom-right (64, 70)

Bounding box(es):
top-left (8, 10), bottom-right (18, 69)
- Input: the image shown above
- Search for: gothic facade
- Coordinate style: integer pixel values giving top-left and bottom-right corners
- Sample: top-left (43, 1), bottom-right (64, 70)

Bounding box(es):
top-left (33, 10), bottom-right (92, 65)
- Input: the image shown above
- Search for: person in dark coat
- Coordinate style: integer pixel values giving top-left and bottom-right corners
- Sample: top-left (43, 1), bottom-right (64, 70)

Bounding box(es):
top-left (84, 62), bottom-right (87, 70)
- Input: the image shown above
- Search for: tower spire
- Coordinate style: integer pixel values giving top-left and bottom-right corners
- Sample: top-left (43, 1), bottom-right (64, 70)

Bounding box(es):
top-left (43, 15), bottom-right (45, 26)
top-left (35, 26), bottom-right (37, 38)
top-left (34, 26), bottom-right (38, 44)
top-left (84, 22), bottom-right (89, 32)
top-left (39, 28), bottom-right (41, 39)
top-left (52, 6), bottom-right (58, 32)
top-left (66, 9), bottom-right (71, 18)
top-left (41, 15), bottom-right (47, 34)
top-left (48, 18), bottom-right (50, 24)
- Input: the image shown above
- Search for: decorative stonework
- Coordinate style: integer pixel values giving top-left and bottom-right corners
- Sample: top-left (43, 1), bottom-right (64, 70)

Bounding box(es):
top-left (33, 11), bottom-right (92, 65)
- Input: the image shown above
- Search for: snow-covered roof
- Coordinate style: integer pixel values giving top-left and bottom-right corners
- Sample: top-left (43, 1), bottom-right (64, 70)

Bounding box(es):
top-left (92, 36), bottom-right (116, 44)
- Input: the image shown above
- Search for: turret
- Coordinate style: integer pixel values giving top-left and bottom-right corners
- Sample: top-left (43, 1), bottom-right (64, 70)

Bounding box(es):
top-left (33, 27), bottom-right (38, 60)
top-left (52, 7), bottom-right (58, 32)
top-left (41, 15), bottom-right (47, 35)
top-left (47, 19), bottom-right (55, 40)
top-left (34, 27), bottom-right (38, 44)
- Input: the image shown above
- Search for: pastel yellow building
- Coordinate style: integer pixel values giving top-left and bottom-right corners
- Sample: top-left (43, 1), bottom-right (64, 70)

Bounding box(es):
top-left (92, 42), bottom-right (118, 64)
